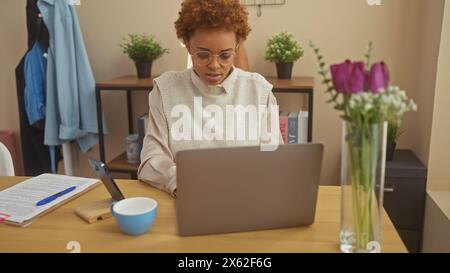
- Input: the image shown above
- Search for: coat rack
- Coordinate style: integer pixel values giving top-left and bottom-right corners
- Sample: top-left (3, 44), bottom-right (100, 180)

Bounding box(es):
top-left (61, 0), bottom-right (80, 176)
top-left (240, 0), bottom-right (286, 17)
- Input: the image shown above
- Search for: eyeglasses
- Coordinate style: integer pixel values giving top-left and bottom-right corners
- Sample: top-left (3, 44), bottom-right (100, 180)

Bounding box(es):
top-left (191, 50), bottom-right (236, 67)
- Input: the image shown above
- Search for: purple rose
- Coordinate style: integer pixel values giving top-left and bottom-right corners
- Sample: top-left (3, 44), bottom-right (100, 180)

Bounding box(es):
top-left (368, 62), bottom-right (389, 93)
top-left (330, 60), bottom-right (366, 94)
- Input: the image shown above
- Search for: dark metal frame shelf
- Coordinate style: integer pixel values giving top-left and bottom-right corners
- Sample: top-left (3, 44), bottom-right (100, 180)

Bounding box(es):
top-left (95, 75), bottom-right (315, 176)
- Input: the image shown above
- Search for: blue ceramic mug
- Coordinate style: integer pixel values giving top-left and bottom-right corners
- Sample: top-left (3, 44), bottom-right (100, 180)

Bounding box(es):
top-left (111, 197), bottom-right (158, 236)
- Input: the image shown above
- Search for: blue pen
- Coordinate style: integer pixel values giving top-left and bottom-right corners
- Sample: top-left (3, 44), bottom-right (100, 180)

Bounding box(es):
top-left (36, 186), bottom-right (77, 206)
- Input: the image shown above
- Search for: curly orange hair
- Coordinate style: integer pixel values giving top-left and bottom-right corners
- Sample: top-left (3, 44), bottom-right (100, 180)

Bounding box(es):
top-left (175, 0), bottom-right (251, 42)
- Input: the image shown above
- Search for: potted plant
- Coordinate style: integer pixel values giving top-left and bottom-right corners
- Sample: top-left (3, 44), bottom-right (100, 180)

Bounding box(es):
top-left (121, 33), bottom-right (169, 78)
top-left (386, 122), bottom-right (401, 161)
top-left (265, 32), bottom-right (304, 79)
top-left (385, 91), bottom-right (417, 161)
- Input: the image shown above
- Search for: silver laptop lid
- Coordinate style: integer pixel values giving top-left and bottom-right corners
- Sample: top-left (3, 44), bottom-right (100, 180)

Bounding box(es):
top-left (175, 144), bottom-right (324, 236)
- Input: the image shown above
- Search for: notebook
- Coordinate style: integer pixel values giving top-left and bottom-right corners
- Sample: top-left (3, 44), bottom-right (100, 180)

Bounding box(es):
top-left (0, 174), bottom-right (100, 227)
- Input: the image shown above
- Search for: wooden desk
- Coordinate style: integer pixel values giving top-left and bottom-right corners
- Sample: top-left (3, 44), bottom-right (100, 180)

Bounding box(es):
top-left (0, 177), bottom-right (407, 253)
top-left (95, 75), bottom-right (314, 176)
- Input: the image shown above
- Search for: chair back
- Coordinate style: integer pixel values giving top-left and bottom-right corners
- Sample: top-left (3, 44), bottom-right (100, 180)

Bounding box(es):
top-left (0, 142), bottom-right (15, 176)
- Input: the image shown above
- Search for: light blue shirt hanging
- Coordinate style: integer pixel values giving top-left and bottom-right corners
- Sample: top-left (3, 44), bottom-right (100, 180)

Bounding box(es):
top-left (37, 0), bottom-right (107, 153)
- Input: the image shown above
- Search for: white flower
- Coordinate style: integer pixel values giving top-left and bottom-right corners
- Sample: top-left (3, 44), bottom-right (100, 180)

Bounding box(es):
top-left (364, 103), bottom-right (373, 112)
top-left (349, 99), bottom-right (356, 109)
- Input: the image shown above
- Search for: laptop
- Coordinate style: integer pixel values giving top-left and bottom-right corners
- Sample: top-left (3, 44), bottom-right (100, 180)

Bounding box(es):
top-left (175, 143), bottom-right (324, 236)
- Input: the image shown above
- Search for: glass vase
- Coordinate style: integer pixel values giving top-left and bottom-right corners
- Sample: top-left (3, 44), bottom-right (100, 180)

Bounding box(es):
top-left (340, 121), bottom-right (388, 253)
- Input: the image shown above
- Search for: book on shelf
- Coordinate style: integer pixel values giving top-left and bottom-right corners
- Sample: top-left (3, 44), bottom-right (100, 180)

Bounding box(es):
top-left (137, 113), bottom-right (149, 159)
top-left (297, 111), bottom-right (309, 144)
top-left (279, 111), bottom-right (289, 145)
top-left (278, 110), bottom-right (309, 145)
top-left (288, 112), bottom-right (299, 144)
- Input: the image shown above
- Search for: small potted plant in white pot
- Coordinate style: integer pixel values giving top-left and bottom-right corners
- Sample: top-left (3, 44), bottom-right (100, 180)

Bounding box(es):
top-left (265, 32), bottom-right (304, 79)
top-left (121, 33), bottom-right (169, 78)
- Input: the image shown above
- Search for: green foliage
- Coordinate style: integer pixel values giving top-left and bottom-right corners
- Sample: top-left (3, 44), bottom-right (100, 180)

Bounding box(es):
top-left (387, 122), bottom-right (403, 145)
top-left (121, 33), bottom-right (169, 63)
top-left (309, 41), bottom-right (344, 115)
top-left (265, 32), bottom-right (304, 63)
top-left (364, 41), bottom-right (373, 70)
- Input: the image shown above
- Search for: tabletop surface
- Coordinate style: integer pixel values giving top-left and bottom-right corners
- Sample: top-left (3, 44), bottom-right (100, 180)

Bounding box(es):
top-left (0, 177), bottom-right (407, 253)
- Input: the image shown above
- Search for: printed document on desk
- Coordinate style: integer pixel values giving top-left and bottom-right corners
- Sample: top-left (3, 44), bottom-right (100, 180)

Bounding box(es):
top-left (0, 174), bottom-right (100, 226)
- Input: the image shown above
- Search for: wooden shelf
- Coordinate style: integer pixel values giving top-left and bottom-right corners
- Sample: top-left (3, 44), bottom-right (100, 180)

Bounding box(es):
top-left (96, 75), bottom-right (157, 90)
top-left (107, 152), bottom-right (139, 173)
top-left (96, 74), bottom-right (315, 168)
top-left (266, 76), bottom-right (314, 91)
top-left (95, 75), bottom-right (314, 91)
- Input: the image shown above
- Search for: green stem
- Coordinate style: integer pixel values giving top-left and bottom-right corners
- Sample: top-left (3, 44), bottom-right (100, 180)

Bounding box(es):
top-left (361, 121), bottom-right (371, 249)
top-left (347, 123), bottom-right (364, 248)
top-left (349, 142), bottom-right (362, 246)
top-left (347, 120), bottom-right (380, 251)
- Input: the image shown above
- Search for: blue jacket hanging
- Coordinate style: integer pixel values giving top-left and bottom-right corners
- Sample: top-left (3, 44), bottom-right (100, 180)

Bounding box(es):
top-left (24, 41), bottom-right (47, 127)
top-left (37, 0), bottom-right (107, 153)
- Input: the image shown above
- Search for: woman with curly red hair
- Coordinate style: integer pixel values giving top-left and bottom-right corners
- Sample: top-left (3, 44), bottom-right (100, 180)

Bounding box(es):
top-left (138, 0), bottom-right (282, 197)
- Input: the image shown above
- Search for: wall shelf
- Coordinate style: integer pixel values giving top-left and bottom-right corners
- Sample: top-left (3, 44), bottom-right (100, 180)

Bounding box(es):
top-left (95, 75), bottom-right (314, 176)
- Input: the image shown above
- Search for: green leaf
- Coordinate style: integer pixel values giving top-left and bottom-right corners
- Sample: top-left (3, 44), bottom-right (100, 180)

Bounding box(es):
top-left (340, 115), bottom-right (352, 122)
top-left (322, 79), bottom-right (331, 85)
top-left (334, 104), bottom-right (346, 111)
top-left (120, 33), bottom-right (169, 62)
top-left (326, 92), bottom-right (339, 103)
top-left (265, 32), bottom-right (304, 63)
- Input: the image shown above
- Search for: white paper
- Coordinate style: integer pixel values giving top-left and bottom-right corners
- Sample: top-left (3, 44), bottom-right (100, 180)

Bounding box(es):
top-left (0, 174), bottom-right (99, 224)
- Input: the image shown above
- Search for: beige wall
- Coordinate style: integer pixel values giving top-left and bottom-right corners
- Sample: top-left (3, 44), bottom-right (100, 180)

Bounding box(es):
top-left (422, 0), bottom-right (450, 253)
top-left (427, 0), bottom-right (450, 192)
top-left (0, 0), bottom-right (441, 184)
top-left (0, 1), bottom-right (27, 174)
top-left (423, 192), bottom-right (450, 252)
top-left (243, 0), bottom-right (426, 183)
top-left (406, 0), bottom-right (445, 167)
